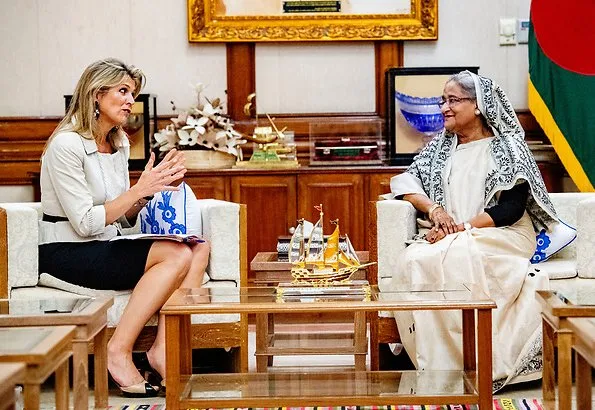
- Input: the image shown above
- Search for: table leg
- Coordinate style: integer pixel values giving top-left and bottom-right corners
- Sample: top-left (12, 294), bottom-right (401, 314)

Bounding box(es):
top-left (557, 328), bottom-right (573, 410)
top-left (54, 359), bottom-right (69, 410)
top-left (369, 311), bottom-right (380, 371)
top-left (256, 313), bottom-right (269, 372)
top-left (24, 383), bottom-right (40, 410)
top-left (268, 313), bottom-right (275, 366)
top-left (93, 325), bottom-right (109, 410)
top-left (166, 314), bottom-right (182, 410)
top-left (180, 314), bottom-right (192, 374)
top-left (462, 309), bottom-right (476, 372)
top-left (575, 350), bottom-right (592, 410)
top-left (476, 309), bottom-right (492, 410)
top-left (72, 340), bottom-right (89, 410)
top-left (354, 311), bottom-right (367, 371)
top-left (541, 316), bottom-right (556, 404)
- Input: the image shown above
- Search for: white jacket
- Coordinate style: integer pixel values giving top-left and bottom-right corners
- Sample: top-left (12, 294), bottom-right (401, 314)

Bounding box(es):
top-left (39, 131), bottom-right (133, 244)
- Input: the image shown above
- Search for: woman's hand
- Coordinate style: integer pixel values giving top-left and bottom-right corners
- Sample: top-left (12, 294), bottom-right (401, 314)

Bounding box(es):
top-left (425, 226), bottom-right (446, 243)
top-left (430, 207), bottom-right (458, 234)
top-left (133, 149), bottom-right (187, 198)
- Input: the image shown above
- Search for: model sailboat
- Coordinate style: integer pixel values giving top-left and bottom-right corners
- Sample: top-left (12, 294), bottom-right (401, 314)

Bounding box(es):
top-left (288, 204), bottom-right (375, 285)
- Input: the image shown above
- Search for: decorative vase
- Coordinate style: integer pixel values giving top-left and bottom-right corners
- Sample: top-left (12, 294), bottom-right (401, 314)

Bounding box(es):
top-left (183, 150), bottom-right (236, 169)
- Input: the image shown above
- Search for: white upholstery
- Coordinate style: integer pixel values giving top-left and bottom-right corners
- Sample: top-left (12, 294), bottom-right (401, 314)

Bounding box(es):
top-left (1, 199), bottom-right (243, 326)
top-left (375, 192), bottom-right (595, 289)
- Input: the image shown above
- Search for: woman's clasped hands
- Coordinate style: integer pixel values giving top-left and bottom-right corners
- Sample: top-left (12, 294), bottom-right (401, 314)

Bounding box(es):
top-left (426, 205), bottom-right (465, 244)
top-left (429, 206), bottom-right (458, 235)
top-left (134, 149), bottom-right (187, 198)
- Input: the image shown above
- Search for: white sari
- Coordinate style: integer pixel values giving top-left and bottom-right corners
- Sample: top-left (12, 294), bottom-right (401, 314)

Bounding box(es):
top-left (390, 137), bottom-right (548, 391)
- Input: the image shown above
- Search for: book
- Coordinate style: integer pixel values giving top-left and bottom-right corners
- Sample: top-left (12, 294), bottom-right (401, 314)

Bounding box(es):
top-left (110, 233), bottom-right (205, 244)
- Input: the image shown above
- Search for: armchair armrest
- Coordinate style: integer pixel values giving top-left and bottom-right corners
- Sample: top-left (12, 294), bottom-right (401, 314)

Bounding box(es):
top-left (197, 199), bottom-right (247, 285)
top-left (576, 197), bottom-right (595, 279)
top-left (376, 200), bottom-right (417, 281)
top-left (0, 203), bottom-right (43, 297)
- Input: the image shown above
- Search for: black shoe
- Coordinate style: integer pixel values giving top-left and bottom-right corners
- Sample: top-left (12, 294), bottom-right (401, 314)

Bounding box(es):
top-left (135, 352), bottom-right (163, 391)
top-left (108, 372), bottom-right (159, 398)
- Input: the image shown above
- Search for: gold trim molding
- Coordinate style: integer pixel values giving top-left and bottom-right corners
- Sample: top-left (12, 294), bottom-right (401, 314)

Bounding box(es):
top-left (188, 0), bottom-right (437, 42)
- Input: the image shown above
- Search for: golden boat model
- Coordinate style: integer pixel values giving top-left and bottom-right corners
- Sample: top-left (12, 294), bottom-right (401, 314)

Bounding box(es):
top-left (288, 204), bottom-right (376, 286)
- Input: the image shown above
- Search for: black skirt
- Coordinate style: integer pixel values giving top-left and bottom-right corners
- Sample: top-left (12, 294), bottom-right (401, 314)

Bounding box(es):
top-left (39, 239), bottom-right (154, 290)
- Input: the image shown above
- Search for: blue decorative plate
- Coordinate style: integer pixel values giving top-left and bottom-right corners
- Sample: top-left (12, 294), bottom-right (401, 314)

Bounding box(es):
top-left (395, 92), bottom-right (444, 135)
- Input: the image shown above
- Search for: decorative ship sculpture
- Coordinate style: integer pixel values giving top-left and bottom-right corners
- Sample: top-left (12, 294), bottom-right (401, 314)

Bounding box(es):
top-left (288, 204), bottom-right (375, 286)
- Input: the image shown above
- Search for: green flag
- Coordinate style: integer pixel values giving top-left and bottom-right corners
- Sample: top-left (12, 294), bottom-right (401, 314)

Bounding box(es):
top-left (528, 0), bottom-right (595, 192)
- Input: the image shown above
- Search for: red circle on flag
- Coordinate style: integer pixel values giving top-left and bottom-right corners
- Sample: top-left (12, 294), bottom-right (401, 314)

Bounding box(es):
top-left (532, 0), bottom-right (595, 75)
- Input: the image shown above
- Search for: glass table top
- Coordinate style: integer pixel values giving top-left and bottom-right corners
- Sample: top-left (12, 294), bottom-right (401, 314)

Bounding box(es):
top-left (0, 297), bottom-right (94, 316)
top-left (0, 327), bottom-right (52, 353)
top-left (553, 289), bottom-right (595, 306)
top-left (163, 283), bottom-right (495, 313)
top-left (184, 370), bottom-right (477, 402)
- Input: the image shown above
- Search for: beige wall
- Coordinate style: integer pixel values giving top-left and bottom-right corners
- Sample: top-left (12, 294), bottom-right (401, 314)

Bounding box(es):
top-left (1, 0), bottom-right (531, 118)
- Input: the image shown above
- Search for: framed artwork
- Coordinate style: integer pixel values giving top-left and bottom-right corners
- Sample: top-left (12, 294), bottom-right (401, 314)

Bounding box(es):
top-left (64, 94), bottom-right (157, 170)
top-left (385, 66), bottom-right (479, 165)
top-left (187, 0), bottom-right (438, 42)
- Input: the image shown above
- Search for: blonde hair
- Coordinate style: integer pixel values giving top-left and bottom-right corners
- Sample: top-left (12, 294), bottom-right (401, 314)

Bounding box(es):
top-left (44, 58), bottom-right (145, 153)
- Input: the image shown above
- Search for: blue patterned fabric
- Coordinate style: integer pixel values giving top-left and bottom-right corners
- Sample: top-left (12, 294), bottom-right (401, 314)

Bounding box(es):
top-left (531, 219), bottom-right (577, 264)
top-left (139, 182), bottom-right (202, 236)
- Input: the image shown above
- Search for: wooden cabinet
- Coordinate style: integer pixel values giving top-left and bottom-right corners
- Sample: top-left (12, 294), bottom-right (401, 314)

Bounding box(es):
top-left (231, 175), bottom-right (298, 273)
top-left (187, 176), bottom-right (230, 200)
top-left (298, 173), bottom-right (365, 250)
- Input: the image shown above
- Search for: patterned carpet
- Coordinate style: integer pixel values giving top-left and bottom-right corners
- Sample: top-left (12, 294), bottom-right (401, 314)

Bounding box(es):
top-left (110, 398), bottom-right (544, 410)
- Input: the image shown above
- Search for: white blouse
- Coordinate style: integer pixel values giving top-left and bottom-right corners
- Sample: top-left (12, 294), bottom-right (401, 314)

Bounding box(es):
top-left (39, 131), bottom-right (132, 244)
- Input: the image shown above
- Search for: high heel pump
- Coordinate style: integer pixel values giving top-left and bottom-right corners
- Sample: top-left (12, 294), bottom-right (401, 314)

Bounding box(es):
top-left (135, 352), bottom-right (163, 391)
top-left (135, 352), bottom-right (167, 395)
top-left (108, 371), bottom-right (159, 398)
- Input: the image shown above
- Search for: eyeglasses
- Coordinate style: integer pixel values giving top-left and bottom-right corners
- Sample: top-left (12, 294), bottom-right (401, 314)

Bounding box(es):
top-left (438, 96), bottom-right (475, 108)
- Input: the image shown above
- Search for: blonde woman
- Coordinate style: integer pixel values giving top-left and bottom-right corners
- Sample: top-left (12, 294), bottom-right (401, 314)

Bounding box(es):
top-left (39, 58), bottom-right (210, 397)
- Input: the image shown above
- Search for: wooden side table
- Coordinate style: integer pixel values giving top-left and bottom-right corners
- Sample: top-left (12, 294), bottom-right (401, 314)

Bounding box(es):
top-left (250, 251), bottom-right (369, 286)
top-left (0, 296), bottom-right (113, 410)
top-left (537, 290), bottom-right (595, 410)
top-left (0, 326), bottom-right (75, 410)
top-left (567, 317), bottom-right (595, 410)
top-left (0, 363), bottom-right (25, 410)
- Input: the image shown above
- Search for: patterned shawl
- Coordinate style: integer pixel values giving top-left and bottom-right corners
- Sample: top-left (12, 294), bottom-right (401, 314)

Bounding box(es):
top-left (405, 71), bottom-right (557, 230)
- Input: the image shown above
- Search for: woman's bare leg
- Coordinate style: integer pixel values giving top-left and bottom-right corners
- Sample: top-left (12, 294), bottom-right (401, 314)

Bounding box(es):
top-left (107, 241), bottom-right (193, 387)
top-left (147, 241), bottom-right (210, 379)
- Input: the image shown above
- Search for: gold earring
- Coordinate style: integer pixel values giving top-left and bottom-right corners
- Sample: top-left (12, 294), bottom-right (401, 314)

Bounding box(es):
top-left (474, 108), bottom-right (481, 116)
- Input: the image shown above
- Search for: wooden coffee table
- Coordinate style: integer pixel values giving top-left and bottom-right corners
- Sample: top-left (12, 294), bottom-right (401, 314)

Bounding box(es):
top-left (0, 326), bottom-right (75, 410)
top-left (0, 363), bottom-right (25, 410)
top-left (0, 296), bottom-right (113, 410)
top-left (537, 290), bottom-right (595, 410)
top-left (162, 283), bottom-right (496, 410)
top-left (251, 251), bottom-right (370, 371)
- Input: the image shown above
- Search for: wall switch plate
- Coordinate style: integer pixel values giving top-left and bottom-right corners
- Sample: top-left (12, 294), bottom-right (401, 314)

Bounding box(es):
top-left (499, 17), bottom-right (517, 45)
top-left (517, 18), bottom-right (530, 44)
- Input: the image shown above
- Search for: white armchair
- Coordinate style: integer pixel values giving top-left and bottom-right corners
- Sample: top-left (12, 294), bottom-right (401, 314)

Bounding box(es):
top-left (0, 199), bottom-right (248, 372)
top-left (368, 192), bottom-right (595, 370)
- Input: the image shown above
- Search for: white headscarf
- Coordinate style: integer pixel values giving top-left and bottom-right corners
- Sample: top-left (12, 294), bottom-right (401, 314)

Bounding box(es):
top-left (404, 71), bottom-right (558, 230)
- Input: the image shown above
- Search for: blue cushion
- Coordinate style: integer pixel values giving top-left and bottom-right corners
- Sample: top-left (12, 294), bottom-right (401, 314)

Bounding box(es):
top-left (139, 182), bottom-right (202, 236)
top-left (531, 219), bottom-right (577, 264)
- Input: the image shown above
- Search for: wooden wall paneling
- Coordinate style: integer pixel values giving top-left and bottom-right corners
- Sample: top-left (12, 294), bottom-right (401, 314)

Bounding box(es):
top-left (375, 41), bottom-right (403, 118)
top-left (297, 173), bottom-right (365, 250)
top-left (231, 175), bottom-right (297, 282)
top-left (185, 176), bottom-right (230, 200)
top-left (0, 162), bottom-right (41, 187)
top-left (226, 43), bottom-right (256, 121)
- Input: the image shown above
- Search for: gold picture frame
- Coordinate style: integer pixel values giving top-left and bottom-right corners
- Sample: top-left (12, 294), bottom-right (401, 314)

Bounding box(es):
top-left (188, 0), bottom-right (438, 42)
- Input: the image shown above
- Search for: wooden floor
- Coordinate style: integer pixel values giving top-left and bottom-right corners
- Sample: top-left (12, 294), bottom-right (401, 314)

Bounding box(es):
top-left (34, 323), bottom-right (593, 409)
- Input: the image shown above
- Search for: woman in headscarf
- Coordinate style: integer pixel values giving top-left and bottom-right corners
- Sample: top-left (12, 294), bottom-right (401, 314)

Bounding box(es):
top-left (389, 71), bottom-right (558, 391)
